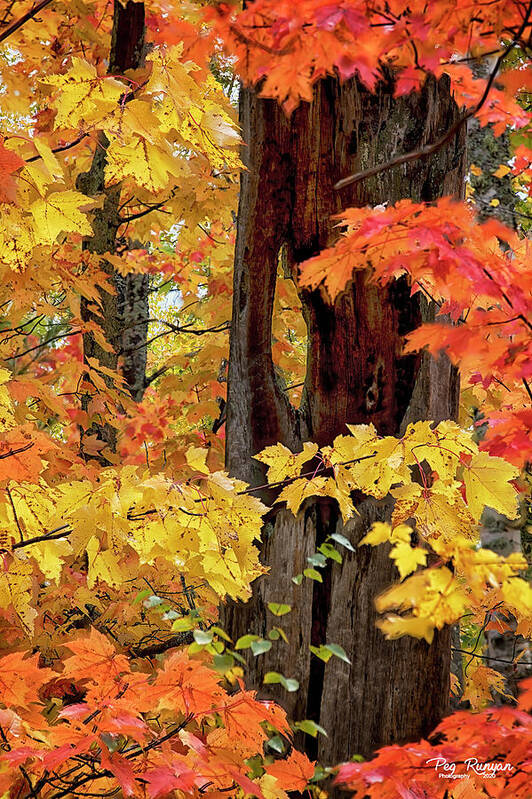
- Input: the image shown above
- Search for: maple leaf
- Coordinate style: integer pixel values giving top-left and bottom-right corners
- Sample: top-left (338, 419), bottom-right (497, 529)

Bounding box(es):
top-left (0, 651), bottom-right (54, 707)
top-left (62, 628), bottom-right (130, 683)
top-left (462, 665), bottom-right (513, 710)
top-left (143, 763), bottom-right (198, 799)
top-left (359, 522), bottom-right (411, 547)
top-left (105, 136), bottom-right (184, 193)
top-left (389, 542), bottom-right (427, 580)
top-left (461, 451), bottom-right (519, 520)
top-left (44, 58), bottom-right (127, 129)
top-left (255, 441), bottom-right (319, 483)
top-left (0, 205), bottom-right (35, 271)
top-left (30, 190), bottom-right (95, 244)
top-left (151, 650), bottom-right (225, 716)
top-left (100, 749), bottom-right (138, 797)
top-left (0, 427), bottom-right (49, 483)
top-left (265, 749), bottom-right (315, 791)
top-left (377, 614), bottom-right (435, 645)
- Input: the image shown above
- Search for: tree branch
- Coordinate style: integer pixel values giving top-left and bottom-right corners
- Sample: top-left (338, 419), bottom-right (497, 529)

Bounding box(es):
top-left (0, 0), bottom-right (54, 44)
top-left (5, 330), bottom-right (81, 360)
top-left (334, 3), bottom-right (532, 191)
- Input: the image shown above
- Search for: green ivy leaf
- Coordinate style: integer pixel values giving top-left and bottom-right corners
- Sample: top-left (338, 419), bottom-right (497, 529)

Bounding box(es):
top-left (250, 639), bottom-right (272, 656)
top-left (307, 552), bottom-right (327, 568)
top-left (264, 671), bottom-right (299, 692)
top-left (193, 629), bottom-right (213, 645)
top-left (235, 634), bottom-right (259, 650)
top-left (266, 735), bottom-right (285, 753)
top-left (294, 719), bottom-right (328, 738)
top-left (330, 533), bottom-right (355, 551)
top-left (319, 542), bottom-right (342, 563)
top-left (211, 625), bottom-right (232, 642)
top-left (304, 568), bottom-right (323, 582)
top-left (310, 645), bottom-right (333, 662)
top-left (212, 653), bottom-right (235, 672)
top-left (267, 602), bottom-right (292, 616)
top-left (310, 643), bottom-right (351, 664)
top-left (325, 643), bottom-right (351, 663)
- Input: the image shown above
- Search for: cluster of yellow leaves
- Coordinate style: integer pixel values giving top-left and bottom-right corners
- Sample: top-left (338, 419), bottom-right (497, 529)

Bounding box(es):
top-left (256, 421), bottom-right (530, 646)
top-left (257, 420), bottom-right (518, 520)
top-left (0, 455), bottom-right (267, 635)
top-left (1, 40), bottom-right (240, 271)
top-left (0, 1), bottom-right (259, 660)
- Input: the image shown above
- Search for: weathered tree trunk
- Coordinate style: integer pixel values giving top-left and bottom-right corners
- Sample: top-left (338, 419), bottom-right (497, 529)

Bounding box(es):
top-left (78, 0), bottom-right (148, 455)
top-left (223, 73), bottom-right (466, 766)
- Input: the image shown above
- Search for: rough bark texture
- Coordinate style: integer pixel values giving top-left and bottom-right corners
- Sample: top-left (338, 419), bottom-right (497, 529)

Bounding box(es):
top-left (78, 0), bottom-right (148, 453)
top-left (223, 73), bottom-right (466, 768)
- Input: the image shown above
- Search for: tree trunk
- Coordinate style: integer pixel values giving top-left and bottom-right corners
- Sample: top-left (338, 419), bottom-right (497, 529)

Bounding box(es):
top-left (223, 73), bottom-right (466, 766)
top-left (78, 0), bottom-right (148, 455)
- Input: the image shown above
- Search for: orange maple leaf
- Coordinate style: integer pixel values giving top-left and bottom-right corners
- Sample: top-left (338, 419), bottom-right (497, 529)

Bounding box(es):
top-left (265, 749), bottom-right (315, 791)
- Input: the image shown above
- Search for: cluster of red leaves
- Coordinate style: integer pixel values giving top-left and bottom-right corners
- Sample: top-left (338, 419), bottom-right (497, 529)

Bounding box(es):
top-left (298, 197), bottom-right (532, 465)
top-left (0, 628), bottom-right (314, 799)
top-left (336, 677), bottom-right (532, 797)
top-left (207, 0), bottom-right (532, 118)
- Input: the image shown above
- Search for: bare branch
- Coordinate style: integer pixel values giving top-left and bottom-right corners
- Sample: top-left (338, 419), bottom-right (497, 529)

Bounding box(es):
top-left (0, 0), bottom-right (54, 44)
top-left (334, 4), bottom-right (532, 191)
top-left (5, 330), bottom-right (81, 360)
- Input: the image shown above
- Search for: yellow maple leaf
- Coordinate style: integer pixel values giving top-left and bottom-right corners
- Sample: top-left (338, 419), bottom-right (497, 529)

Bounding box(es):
top-left (391, 481), bottom-right (477, 546)
top-left (502, 577), bottom-right (532, 618)
top-left (462, 665), bottom-right (512, 710)
top-left (86, 535), bottom-right (123, 588)
top-left (0, 369), bottom-right (15, 431)
top-left (33, 138), bottom-right (63, 180)
top-left (0, 205), bottom-right (34, 270)
top-left (255, 441), bottom-right (319, 484)
top-left (389, 542), bottom-right (427, 579)
top-left (105, 136), bottom-right (183, 193)
top-left (28, 539), bottom-right (72, 583)
top-left (45, 57), bottom-right (126, 129)
top-left (377, 614), bottom-right (435, 644)
top-left (0, 559), bottom-right (36, 633)
top-left (359, 522), bottom-right (411, 547)
top-left (185, 446), bottom-right (210, 474)
top-left (30, 190), bottom-right (94, 244)
top-left (462, 451), bottom-right (518, 520)
top-left (277, 476), bottom-right (327, 515)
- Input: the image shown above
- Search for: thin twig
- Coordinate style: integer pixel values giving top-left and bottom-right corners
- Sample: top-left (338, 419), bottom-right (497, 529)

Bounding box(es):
top-left (0, 442), bottom-right (34, 460)
top-left (6, 488), bottom-right (23, 541)
top-left (451, 647), bottom-right (532, 666)
top-left (0, 0), bottom-right (53, 44)
top-left (6, 330), bottom-right (81, 360)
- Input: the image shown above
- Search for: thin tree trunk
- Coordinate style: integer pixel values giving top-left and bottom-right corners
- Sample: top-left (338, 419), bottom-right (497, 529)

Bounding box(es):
top-left (77, 0), bottom-right (148, 455)
top-left (223, 73), bottom-right (466, 766)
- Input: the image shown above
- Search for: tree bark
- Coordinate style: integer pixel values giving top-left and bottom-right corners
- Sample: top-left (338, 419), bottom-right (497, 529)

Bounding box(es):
top-left (78, 0), bottom-right (148, 456)
top-left (223, 73), bottom-right (466, 766)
